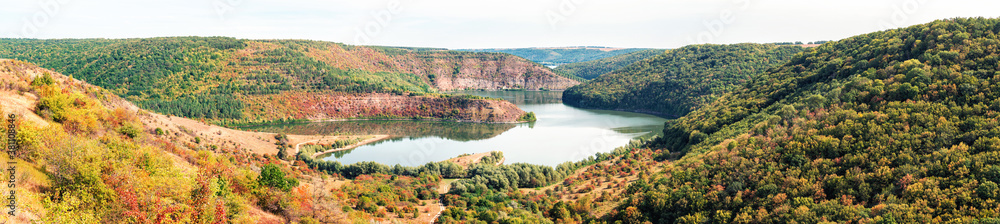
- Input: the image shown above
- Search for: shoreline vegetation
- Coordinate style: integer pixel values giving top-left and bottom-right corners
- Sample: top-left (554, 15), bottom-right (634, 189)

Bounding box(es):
top-left (219, 116), bottom-right (536, 129)
top-left (209, 92), bottom-right (544, 128)
top-left (300, 135), bottom-right (394, 159)
top-left (561, 104), bottom-right (681, 119)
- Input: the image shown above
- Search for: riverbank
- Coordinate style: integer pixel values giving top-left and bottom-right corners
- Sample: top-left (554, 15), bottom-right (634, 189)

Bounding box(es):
top-left (561, 104), bottom-right (681, 119)
top-left (446, 151), bottom-right (506, 167)
top-left (305, 117), bottom-right (532, 125)
top-left (303, 135), bottom-right (394, 159)
top-left (220, 116), bottom-right (532, 130)
top-left (272, 90), bottom-right (668, 167)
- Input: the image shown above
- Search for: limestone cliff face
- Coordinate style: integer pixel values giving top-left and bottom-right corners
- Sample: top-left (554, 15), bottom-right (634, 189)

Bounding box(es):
top-left (303, 44), bottom-right (581, 91)
top-left (245, 92), bottom-right (527, 123)
top-left (399, 53), bottom-right (581, 91)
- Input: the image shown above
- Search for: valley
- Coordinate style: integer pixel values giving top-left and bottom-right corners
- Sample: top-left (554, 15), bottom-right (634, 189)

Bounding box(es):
top-left (246, 91), bottom-right (667, 167)
top-left (3, 6), bottom-right (1000, 223)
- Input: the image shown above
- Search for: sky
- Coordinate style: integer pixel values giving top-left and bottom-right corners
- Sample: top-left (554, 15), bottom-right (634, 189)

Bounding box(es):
top-left (1, 0), bottom-right (999, 49)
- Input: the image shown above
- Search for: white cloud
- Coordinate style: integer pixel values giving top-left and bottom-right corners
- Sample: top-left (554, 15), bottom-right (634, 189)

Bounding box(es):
top-left (1, 0), bottom-right (999, 48)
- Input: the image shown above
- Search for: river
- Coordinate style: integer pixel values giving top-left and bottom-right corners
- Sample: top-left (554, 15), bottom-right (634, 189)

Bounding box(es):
top-left (245, 91), bottom-right (669, 167)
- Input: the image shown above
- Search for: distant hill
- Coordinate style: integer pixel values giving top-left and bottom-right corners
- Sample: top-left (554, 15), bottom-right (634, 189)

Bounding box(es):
top-left (554, 49), bottom-right (665, 80)
top-left (0, 37), bottom-right (576, 124)
top-left (563, 43), bottom-right (804, 117)
top-left (457, 47), bottom-right (652, 67)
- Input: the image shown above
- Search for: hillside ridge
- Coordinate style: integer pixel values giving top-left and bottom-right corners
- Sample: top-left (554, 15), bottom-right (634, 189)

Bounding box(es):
top-left (563, 43), bottom-right (805, 117)
top-left (0, 38), bottom-right (568, 124)
top-left (617, 17), bottom-right (1000, 223)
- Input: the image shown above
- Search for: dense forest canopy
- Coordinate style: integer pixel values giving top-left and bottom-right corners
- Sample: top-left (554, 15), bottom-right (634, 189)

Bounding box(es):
top-left (621, 17), bottom-right (1000, 223)
top-left (0, 37), bottom-right (431, 119)
top-left (563, 43), bottom-right (804, 117)
top-left (0, 37), bottom-right (557, 123)
top-left (554, 49), bottom-right (666, 80)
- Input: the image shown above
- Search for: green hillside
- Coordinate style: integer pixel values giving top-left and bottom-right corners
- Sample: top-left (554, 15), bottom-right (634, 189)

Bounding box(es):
top-left (563, 44), bottom-right (804, 117)
top-left (0, 38), bottom-right (428, 118)
top-left (458, 47), bottom-right (651, 66)
top-left (554, 49), bottom-right (665, 80)
top-left (618, 18), bottom-right (1000, 223)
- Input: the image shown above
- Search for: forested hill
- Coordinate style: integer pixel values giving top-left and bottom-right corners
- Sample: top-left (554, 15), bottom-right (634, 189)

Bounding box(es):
top-left (553, 49), bottom-right (665, 80)
top-left (458, 47), bottom-right (651, 67)
top-left (563, 43), bottom-right (804, 117)
top-left (0, 37), bottom-right (575, 123)
top-left (618, 18), bottom-right (1000, 223)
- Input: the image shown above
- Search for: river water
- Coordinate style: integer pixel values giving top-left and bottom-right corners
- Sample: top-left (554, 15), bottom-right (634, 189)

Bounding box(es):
top-left (245, 91), bottom-right (668, 167)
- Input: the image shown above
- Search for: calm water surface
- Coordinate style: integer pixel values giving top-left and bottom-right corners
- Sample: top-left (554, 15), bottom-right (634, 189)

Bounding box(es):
top-left (247, 91), bottom-right (668, 166)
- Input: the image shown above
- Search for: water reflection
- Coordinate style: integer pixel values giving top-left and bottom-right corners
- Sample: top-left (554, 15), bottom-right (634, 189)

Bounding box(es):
top-left (245, 91), bottom-right (670, 166)
top-left (245, 120), bottom-right (516, 142)
top-left (457, 90), bottom-right (564, 105)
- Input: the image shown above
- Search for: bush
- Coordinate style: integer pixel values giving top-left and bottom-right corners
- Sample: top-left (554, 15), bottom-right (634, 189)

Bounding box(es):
top-left (31, 72), bottom-right (54, 86)
top-left (518, 112), bottom-right (537, 122)
top-left (258, 164), bottom-right (298, 191)
top-left (117, 122), bottom-right (141, 138)
top-left (276, 146), bottom-right (288, 160)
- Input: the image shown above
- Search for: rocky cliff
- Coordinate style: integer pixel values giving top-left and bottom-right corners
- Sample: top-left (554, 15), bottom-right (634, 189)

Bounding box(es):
top-left (243, 92), bottom-right (527, 123)
top-left (407, 53), bottom-right (581, 91)
top-left (297, 41), bottom-right (581, 90)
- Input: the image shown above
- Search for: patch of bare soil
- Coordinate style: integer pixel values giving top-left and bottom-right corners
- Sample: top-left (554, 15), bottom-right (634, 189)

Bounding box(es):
top-left (139, 113), bottom-right (280, 155)
top-left (245, 206), bottom-right (286, 223)
top-left (446, 152), bottom-right (488, 167)
top-left (301, 135), bottom-right (393, 158)
top-left (0, 90), bottom-right (48, 127)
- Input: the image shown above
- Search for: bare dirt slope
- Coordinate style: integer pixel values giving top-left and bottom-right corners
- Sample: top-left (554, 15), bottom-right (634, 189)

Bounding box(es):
top-left (446, 151), bottom-right (504, 167)
top-left (0, 59), bottom-right (387, 222)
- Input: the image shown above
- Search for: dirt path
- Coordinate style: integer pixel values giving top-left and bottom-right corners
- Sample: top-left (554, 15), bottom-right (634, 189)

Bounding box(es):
top-left (293, 139), bottom-right (323, 156)
top-left (428, 202), bottom-right (444, 224)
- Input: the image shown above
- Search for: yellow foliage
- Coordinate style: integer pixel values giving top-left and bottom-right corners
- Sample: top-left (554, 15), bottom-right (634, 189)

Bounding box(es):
top-left (36, 85), bottom-right (107, 134)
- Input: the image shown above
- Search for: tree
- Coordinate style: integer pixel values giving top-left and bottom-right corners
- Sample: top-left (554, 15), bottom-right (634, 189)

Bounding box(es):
top-left (277, 146), bottom-right (288, 160)
top-left (259, 164), bottom-right (298, 191)
top-left (32, 72), bottom-right (54, 86)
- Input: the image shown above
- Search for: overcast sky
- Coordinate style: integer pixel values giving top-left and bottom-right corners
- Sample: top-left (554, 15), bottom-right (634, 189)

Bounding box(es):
top-left (2, 0), bottom-right (999, 49)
